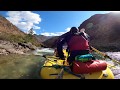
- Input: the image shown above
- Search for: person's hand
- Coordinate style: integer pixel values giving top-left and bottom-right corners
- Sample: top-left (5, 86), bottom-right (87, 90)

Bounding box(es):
top-left (89, 49), bottom-right (93, 53)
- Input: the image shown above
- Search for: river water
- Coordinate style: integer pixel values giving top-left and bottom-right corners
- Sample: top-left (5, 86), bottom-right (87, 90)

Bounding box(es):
top-left (0, 48), bottom-right (54, 79)
top-left (0, 48), bottom-right (120, 79)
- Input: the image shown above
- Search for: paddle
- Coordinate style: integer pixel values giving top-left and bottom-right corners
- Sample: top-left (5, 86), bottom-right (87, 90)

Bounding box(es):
top-left (55, 68), bottom-right (64, 79)
top-left (91, 46), bottom-right (120, 65)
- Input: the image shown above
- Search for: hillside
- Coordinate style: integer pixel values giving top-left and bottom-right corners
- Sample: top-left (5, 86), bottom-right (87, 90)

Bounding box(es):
top-left (0, 15), bottom-right (40, 46)
top-left (79, 12), bottom-right (120, 51)
top-left (0, 16), bottom-right (25, 36)
top-left (34, 34), bottom-right (52, 43)
top-left (0, 15), bottom-right (40, 54)
top-left (43, 12), bottom-right (120, 51)
top-left (42, 36), bottom-right (59, 48)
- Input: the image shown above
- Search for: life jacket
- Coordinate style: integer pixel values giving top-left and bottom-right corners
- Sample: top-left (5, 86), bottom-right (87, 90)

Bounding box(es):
top-left (67, 35), bottom-right (89, 51)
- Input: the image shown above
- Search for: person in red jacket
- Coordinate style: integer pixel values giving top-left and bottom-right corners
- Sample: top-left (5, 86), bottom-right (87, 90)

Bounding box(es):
top-left (56, 27), bottom-right (91, 66)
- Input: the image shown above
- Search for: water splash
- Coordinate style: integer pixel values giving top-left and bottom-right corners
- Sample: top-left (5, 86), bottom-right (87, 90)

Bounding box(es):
top-left (106, 52), bottom-right (120, 61)
top-left (33, 48), bottom-right (54, 56)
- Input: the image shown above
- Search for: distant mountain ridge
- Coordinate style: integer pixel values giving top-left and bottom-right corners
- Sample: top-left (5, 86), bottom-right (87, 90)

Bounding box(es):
top-left (42, 36), bottom-right (59, 48)
top-left (34, 34), bottom-right (53, 43)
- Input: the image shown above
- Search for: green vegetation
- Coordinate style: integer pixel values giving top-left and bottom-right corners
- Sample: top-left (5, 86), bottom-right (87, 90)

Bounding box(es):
top-left (28, 28), bottom-right (34, 35)
top-left (24, 34), bottom-right (40, 46)
top-left (0, 32), bottom-right (40, 46)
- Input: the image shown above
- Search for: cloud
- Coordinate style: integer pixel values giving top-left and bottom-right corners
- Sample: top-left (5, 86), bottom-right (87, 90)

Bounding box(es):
top-left (6, 11), bottom-right (41, 34)
top-left (33, 31), bottom-right (37, 34)
top-left (65, 27), bottom-right (71, 32)
top-left (41, 32), bottom-right (64, 36)
top-left (41, 27), bottom-right (71, 36)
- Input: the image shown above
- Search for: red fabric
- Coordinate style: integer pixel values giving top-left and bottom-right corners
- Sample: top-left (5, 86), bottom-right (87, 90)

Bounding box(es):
top-left (72, 60), bottom-right (107, 74)
top-left (68, 35), bottom-right (89, 51)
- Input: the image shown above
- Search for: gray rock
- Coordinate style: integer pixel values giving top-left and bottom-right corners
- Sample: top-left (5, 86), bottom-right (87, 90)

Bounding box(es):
top-left (0, 40), bottom-right (35, 55)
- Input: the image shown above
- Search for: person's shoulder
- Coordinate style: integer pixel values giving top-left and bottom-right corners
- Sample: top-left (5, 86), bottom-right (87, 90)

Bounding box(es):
top-left (61, 32), bottom-right (70, 38)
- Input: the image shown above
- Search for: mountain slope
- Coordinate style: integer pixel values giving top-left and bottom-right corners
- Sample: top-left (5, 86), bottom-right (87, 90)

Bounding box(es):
top-left (0, 16), bottom-right (25, 36)
top-left (34, 34), bottom-right (52, 43)
top-left (42, 36), bottom-right (59, 48)
top-left (79, 12), bottom-right (120, 51)
top-left (0, 15), bottom-right (40, 46)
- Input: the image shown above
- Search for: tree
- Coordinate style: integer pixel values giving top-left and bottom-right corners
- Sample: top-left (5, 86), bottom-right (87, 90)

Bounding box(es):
top-left (28, 28), bottom-right (34, 35)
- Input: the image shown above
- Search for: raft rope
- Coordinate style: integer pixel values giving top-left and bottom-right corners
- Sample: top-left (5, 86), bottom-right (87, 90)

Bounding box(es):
top-left (91, 46), bottom-right (120, 68)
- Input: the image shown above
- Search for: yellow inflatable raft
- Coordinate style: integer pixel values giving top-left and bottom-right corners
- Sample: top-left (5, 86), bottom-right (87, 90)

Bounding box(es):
top-left (40, 50), bottom-right (114, 79)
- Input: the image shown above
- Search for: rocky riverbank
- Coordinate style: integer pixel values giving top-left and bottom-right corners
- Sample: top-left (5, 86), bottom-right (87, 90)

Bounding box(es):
top-left (0, 40), bottom-right (37, 55)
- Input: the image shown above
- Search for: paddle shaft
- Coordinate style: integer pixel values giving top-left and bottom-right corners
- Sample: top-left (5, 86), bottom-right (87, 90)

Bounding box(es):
top-left (55, 68), bottom-right (64, 79)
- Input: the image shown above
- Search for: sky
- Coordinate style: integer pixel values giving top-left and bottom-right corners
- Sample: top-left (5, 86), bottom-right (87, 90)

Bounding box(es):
top-left (0, 11), bottom-right (119, 36)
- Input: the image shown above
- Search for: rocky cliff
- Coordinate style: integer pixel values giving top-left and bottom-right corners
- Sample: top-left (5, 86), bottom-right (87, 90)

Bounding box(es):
top-left (79, 12), bottom-right (120, 51)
